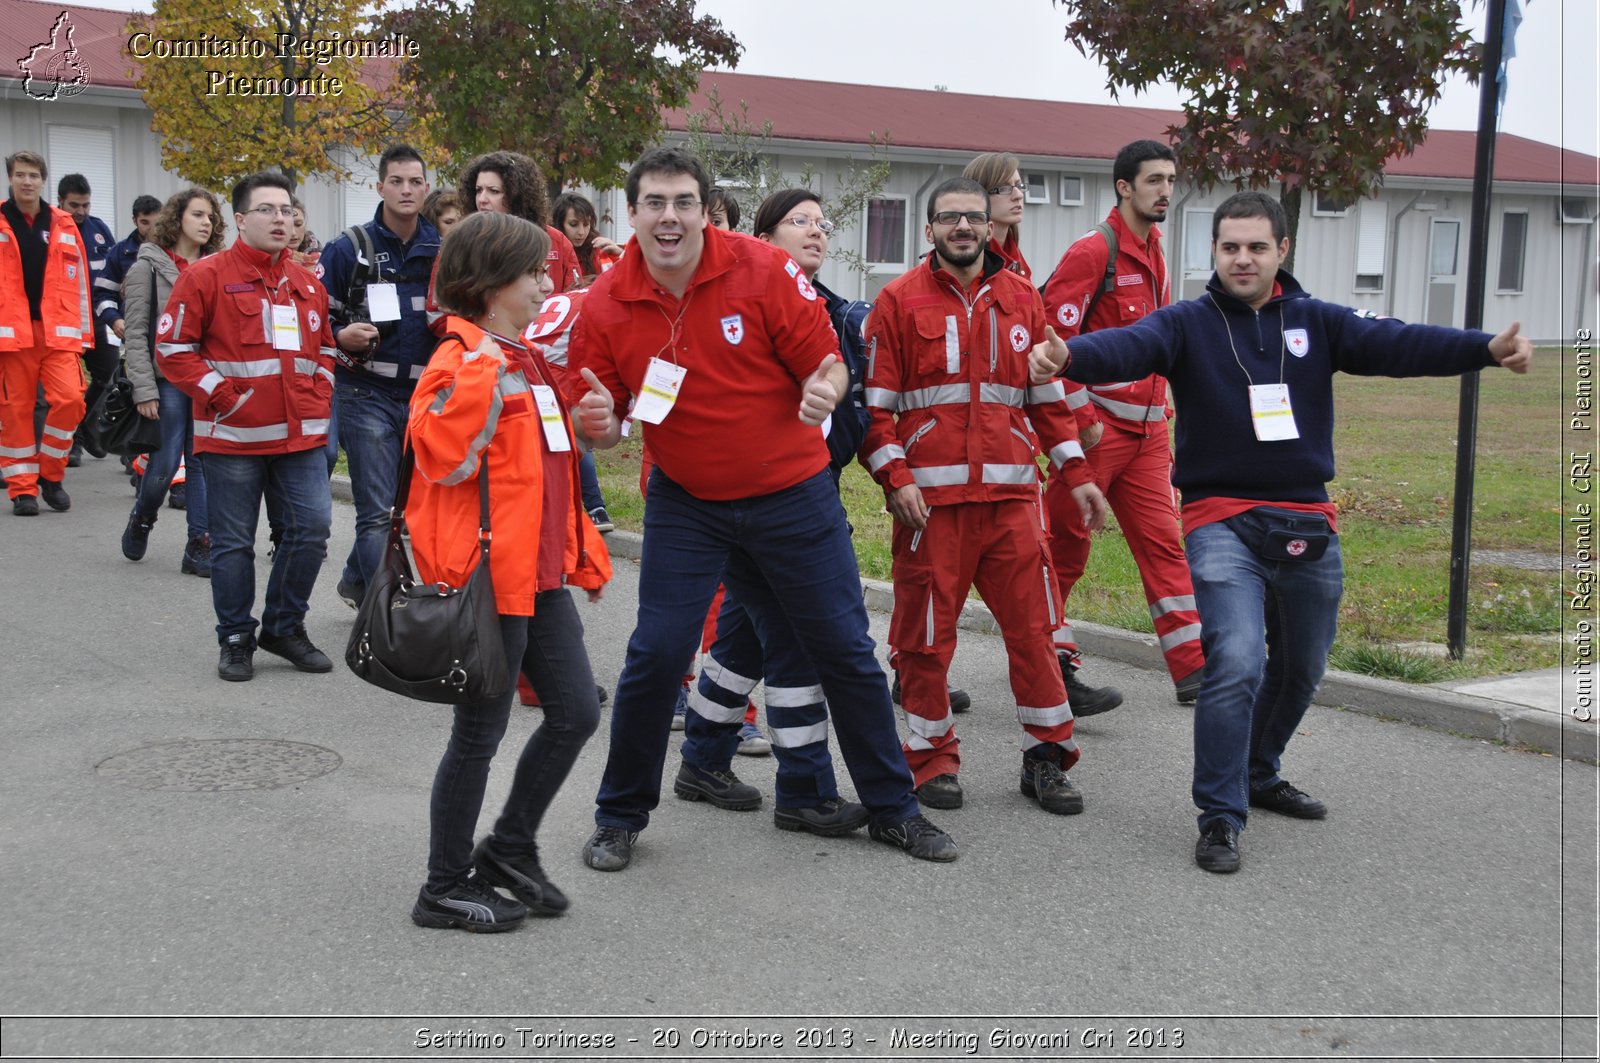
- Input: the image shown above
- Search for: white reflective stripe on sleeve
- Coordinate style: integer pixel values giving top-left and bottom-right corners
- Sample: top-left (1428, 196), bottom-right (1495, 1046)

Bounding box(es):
top-left (89, 257), bottom-right (107, 270)
top-left (1065, 389), bottom-right (1091, 410)
top-left (438, 386), bottom-right (502, 486)
top-left (978, 382), bottom-right (1026, 407)
top-left (865, 443), bottom-right (905, 473)
top-left (1048, 440), bottom-right (1084, 467)
top-left (53, 325), bottom-right (81, 339)
top-left (899, 384), bottom-right (968, 411)
top-left (42, 423), bottom-right (74, 443)
top-left (195, 421), bottom-right (290, 443)
top-left (980, 463), bottom-right (1037, 485)
top-left (411, 364), bottom-right (425, 379)
top-left (863, 386), bottom-right (900, 411)
top-left (0, 462), bottom-right (40, 478)
top-left (1027, 380), bottom-right (1067, 404)
top-left (195, 370), bottom-right (225, 395)
top-left (770, 721), bottom-right (830, 748)
top-left (1149, 595), bottom-right (1197, 620)
top-left (411, 296), bottom-right (426, 311)
top-left (317, 367), bottom-right (335, 385)
top-left (687, 687), bottom-right (747, 724)
top-left (213, 359), bottom-right (285, 378)
top-left (1017, 701), bottom-right (1074, 727)
top-left (944, 314), bottom-right (958, 373)
top-left (910, 464), bottom-right (969, 488)
top-left (762, 683), bottom-right (824, 708)
top-left (94, 297), bottom-right (119, 316)
top-left (1089, 393), bottom-right (1166, 420)
top-left (319, 346), bottom-right (337, 360)
top-left (1159, 623), bottom-right (1204, 653)
top-left (294, 358), bottom-right (321, 376)
top-left (701, 654), bottom-right (760, 697)
top-left (94, 276), bottom-right (119, 292)
top-left (906, 710), bottom-right (954, 740)
top-left (302, 418), bottom-right (330, 435)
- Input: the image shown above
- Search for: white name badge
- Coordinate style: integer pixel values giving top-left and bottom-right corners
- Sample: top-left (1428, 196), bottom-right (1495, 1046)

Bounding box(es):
top-left (1248, 383), bottom-right (1299, 441)
top-left (367, 282), bottom-right (402, 323)
top-left (271, 304), bottom-right (302, 351)
top-left (531, 385), bottom-right (571, 452)
top-left (632, 356), bottom-right (687, 425)
top-left (106, 330), bottom-right (122, 348)
top-left (821, 412), bottom-right (833, 439)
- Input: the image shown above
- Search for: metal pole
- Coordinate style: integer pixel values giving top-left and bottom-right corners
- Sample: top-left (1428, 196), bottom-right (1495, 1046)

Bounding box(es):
top-left (1446, 0), bottom-right (1507, 659)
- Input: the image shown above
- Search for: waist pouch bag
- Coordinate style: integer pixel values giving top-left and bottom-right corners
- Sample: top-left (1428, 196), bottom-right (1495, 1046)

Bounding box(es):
top-left (1222, 506), bottom-right (1332, 563)
top-left (345, 442), bottom-right (510, 705)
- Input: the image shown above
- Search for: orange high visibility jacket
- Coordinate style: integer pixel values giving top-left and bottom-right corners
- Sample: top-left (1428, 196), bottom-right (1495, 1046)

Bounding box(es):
top-left (0, 203), bottom-right (92, 352)
top-left (406, 316), bottom-right (611, 617)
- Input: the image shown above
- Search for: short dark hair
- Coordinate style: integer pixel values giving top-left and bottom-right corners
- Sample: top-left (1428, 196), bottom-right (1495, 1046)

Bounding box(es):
top-left (705, 186), bottom-right (741, 230)
top-left (422, 188), bottom-right (462, 226)
top-left (459, 151), bottom-right (549, 226)
top-left (131, 195), bottom-right (162, 217)
top-left (231, 171), bottom-right (294, 215)
top-left (433, 211), bottom-right (551, 319)
top-left (625, 148), bottom-right (710, 209)
top-left (5, 151), bottom-right (47, 181)
top-left (150, 188), bottom-right (225, 256)
top-left (57, 173), bottom-right (90, 199)
top-left (1112, 140), bottom-right (1177, 202)
top-left (1212, 191), bottom-right (1289, 244)
top-left (926, 177), bottom-right (988, 222)
top-left (378, 144), bottom-right (426, 183)
top-left (753, 188), bottom-right (820, 238)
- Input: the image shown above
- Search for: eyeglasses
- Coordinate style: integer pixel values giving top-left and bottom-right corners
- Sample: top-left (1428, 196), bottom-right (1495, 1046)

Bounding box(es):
top-left (780, 215), bottom-right (836, 235)
top-left (635, 196), bottom-right (702, 215)
top-left (242, 205), bottom-right (297, 220)
top-left (932, 211), bottom-right (991, 227)
top-left (988, 182), bottom-right (1026, 196)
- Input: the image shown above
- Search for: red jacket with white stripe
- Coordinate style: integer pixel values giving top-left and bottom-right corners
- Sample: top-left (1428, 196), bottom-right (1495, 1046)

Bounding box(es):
top-left (862, 249), bottom-right (1090, 506)
top-left (156, 240), bottom-right (335, 456)
top-left (1040, 207), bottom-right (1170, 436)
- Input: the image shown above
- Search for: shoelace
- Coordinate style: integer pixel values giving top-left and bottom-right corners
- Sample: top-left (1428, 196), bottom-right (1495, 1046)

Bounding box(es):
top-left (594, 826), bottom-right (634, 845)
top-left (901, 814), bottom-right (940, 838)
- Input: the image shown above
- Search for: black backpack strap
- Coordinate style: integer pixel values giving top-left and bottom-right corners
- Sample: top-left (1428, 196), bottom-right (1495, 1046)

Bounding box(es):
top-left (1079, 221), bottom-right (1119, 333)
top-left (344, 223), bottom-right (377, 315)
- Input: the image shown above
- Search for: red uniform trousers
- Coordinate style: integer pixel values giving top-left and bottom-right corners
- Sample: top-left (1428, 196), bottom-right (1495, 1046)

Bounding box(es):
top-left (1045, 421), bottom-right (1204, 684)
top-left (0, 322), bottom-right (86, 498)
top-left (890, 499), bottom-right (1078, 785)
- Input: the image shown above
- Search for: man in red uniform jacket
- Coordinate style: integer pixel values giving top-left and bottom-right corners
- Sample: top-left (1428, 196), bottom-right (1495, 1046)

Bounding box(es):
top-left (1041, 139), bottom-right (1205, 708)
top-left (863, 176), bottom-right (1107, 815)
top-left (156, 171), bottom-right (337, 683)
top-left (0, 150), bottom-right (91, 515)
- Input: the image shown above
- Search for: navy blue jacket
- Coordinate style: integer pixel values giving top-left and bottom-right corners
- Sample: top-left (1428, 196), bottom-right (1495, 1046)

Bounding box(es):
top-left (318, 206), bottom-right (440, 396)
top-left (816, 278), bottom-right (871, 478)
top-left (96, 229), bottom-right (145, 323)
top-left (1063, 271), bottom-right (1496, 504)
top-left (74, 214), bottom-right (118, 328)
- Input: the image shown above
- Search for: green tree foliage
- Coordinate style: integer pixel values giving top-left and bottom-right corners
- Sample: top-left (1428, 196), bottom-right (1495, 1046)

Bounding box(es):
top-left (1055, 0), bottom-right (1478, 267)
top-left (131, 0), bottom-right (403, 189)
top-left (381, 0), bottom-right (741, 193)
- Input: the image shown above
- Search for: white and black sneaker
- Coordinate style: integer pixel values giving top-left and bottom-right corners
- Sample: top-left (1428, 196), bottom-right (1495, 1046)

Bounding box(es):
top-left (410, 873), bottom-right (527, 933)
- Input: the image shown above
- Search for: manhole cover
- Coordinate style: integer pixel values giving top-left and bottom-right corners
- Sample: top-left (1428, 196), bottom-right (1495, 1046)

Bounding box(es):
top-left (95, 739), bottom-right (342, 791)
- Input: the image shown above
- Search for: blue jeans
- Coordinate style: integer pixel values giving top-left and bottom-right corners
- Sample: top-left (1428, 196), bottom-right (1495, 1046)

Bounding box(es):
top-left (199, 447), bottom-right (332, 642)
top-left (334, 382), bottom-right (408, 592)
top-left (594, 469), bottom-right (917, 832)
top-left (133, 379), bottom-right (206, 539)
top-left (427, 592), bottom-right (600, 890)
top-left (1185, 514), bottom-right (1343, 833)
top-left (579, 450), bottom-right (605, 513)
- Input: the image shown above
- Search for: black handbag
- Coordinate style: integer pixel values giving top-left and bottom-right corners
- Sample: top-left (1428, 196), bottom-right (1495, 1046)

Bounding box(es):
top-left (344, 443), bottom-right (510, 705)
top-left (81, 364), bottom-right (163, 457)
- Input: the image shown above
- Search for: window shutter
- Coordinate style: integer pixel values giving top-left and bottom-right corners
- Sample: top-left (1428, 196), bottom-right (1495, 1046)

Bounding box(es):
top-left (45, 125), bottom-right (115, 219)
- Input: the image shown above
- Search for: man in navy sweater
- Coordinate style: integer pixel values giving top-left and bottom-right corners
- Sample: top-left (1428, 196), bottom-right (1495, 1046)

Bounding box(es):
top-left (1031, 191), bottom-right (1532, 874)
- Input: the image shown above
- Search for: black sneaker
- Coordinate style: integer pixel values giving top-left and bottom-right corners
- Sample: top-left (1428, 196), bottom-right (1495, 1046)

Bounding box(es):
top-left (257, 626), bottom-right (334, 673)
top-left (472, 839), bottom-right (568, 916)
top-left (410, 873), bottom-right (527, 933)
top-left (672, 761), bottom-right (762, 811)
top-left (1195, 821), bottom-right (1241, 873)
top-left (218, 633), bottom-right (254, 682)
top-left (587, 505), bottom-right (614, 533)
top-left (1020, 751), bottom-right (1084, 815)
top-left (335, 578), bottom-right (365, 610)
top-left (582, 825), bottom-right (639, 872)
top-left (12, 495), bottom-right (39, 516)
top-left (181, 535), bottom-right (211, 577)
top-left (1175, 668), bottom-right (1203, 704)
top-left (892, 676), bottom-right (970, 714)
top-left (167, 483), bottom-right (187, 510)
top-left (868, 813), bottom-right (959, 862)
top-left (66, 446), bottom-right (82, 468)
top-left (914, 773), bottom-right (963, 810)
top-left (774, 798), bottom-right (869, 837)
top-left (38, 478), bottom-right (70, 512)
top-left (1249, 779), bottom-right (1327, 820)
top-left (122, 511), bottom-right (156, 561)
top-left (1059, 652), bottom-right (1123, 717)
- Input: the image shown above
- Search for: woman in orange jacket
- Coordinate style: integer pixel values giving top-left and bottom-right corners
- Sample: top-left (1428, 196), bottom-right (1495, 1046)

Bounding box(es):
top-left (406, 211), bottom-right (612, 934)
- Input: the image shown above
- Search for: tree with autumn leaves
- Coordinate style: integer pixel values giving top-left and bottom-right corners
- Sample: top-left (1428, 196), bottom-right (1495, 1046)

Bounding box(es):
top-left (1056, 0), bottom-right (1478, 267)
top-left (131, 0), bottom-right (404, 190)
top-left (380, 0), bottom-right (740, 196)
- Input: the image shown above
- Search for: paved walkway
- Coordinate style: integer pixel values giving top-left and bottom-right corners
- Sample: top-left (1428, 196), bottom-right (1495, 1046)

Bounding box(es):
top-left (1, 457), bottom-right (1594, 1061)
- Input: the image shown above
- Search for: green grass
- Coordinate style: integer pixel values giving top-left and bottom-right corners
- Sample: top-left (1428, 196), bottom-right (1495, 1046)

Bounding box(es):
top-left (582, 348), bottom-right (1576, 681)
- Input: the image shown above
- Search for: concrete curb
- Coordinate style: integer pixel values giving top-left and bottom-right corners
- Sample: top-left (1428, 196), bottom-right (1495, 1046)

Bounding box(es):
top-left (598, 528), bottom-right (1595, 764)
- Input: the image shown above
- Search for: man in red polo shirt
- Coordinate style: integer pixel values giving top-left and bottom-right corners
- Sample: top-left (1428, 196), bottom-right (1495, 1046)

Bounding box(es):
top-left (570, 148), bottom-right (956, 871)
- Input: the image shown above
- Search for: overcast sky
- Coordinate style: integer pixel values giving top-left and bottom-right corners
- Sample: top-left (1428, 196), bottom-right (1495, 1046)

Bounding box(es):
top-left (57, 0), bottom-right (1600, 158)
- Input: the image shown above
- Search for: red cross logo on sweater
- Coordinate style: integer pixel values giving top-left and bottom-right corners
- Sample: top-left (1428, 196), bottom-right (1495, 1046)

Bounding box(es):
top-left (721, 314), bottom-right (744, 346)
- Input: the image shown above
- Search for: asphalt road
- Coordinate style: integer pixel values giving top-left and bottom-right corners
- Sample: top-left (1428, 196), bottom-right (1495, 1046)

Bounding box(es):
top-left (2, 456), bottom-right (1594, 1062)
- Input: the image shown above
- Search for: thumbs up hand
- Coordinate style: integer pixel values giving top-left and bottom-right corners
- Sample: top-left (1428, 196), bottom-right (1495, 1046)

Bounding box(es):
top-left (1489, 320), bottom-right (1533, 375)
top-left (1030, 325), bottom-right (1070, 384)
top-left (799, 353), bottom-right (843, 426)
top-left (576, 367), bottom-right (618, 442)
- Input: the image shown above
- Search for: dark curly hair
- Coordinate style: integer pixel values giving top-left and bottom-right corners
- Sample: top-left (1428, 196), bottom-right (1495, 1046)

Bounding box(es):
top-left (459, 151), bottom-right (550, 227)
top-left (149, 188), bottom-right (225, 256)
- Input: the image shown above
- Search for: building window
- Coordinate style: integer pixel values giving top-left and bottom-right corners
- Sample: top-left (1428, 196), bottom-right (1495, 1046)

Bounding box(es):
top-left (1354, 199), bottom-right (1388, 292)
top-left (1497, 211), bottom-right (1528, 293)
top-left (45, 125), bottom-right (115, 220)
top-left (1023, 173), bottom-right (1050, 205)
top-left (1059, 176), bottom-right (1084, 206)
top-left (1313, 190), bottom-right (1354, 217)
top-left (863, 196), bottom-right (908, 269)
top-left (1182, 209), bottom-right (1214, 272)
top-left (1560, 198), bottom-right (1597, 224)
